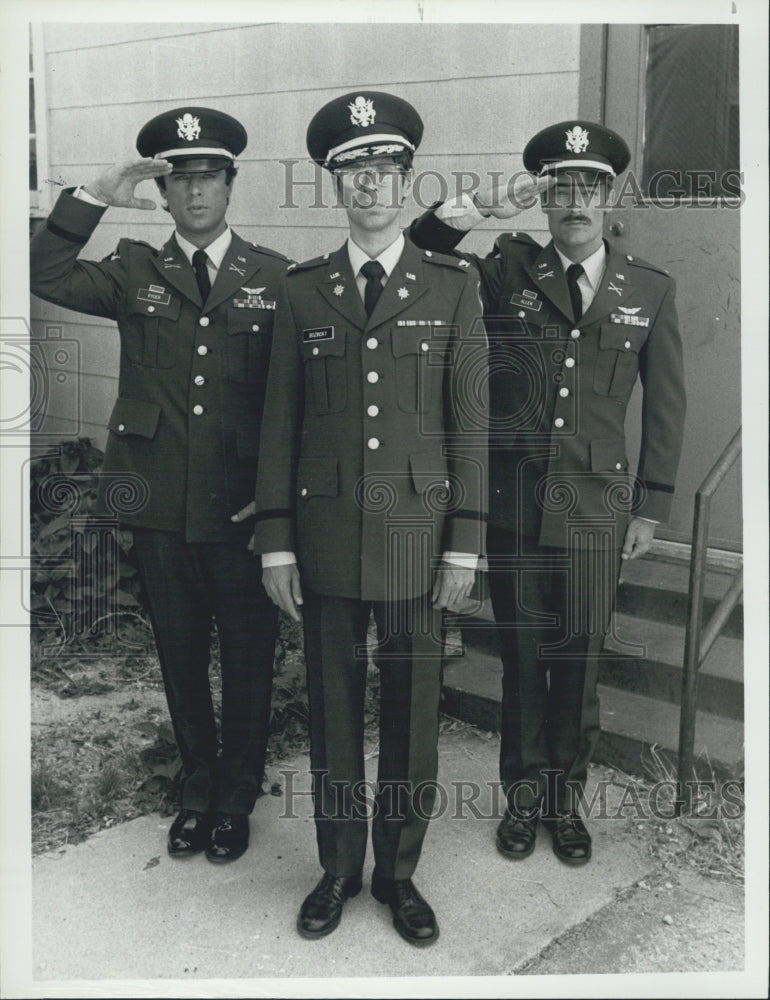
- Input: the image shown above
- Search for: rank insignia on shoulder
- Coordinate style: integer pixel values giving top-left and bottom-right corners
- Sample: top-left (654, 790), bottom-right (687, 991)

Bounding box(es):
top-left (610, 312), bottom-right (649, 327)
top-left (303, 326), bottom-right (334, 342)
top-left (137, 285), bottom-right (171, 305)
top-left (458, 259), bottom-right (470, 268)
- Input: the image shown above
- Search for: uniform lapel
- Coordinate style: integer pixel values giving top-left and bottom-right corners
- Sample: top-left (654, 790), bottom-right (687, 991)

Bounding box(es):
top-left (367, 240), bottom-right (430, 330)
top-left (151, 235), bottom-right (202, 306)
top-left (581, 241), bottom-right (637, 324)
top-left (316, 246), bottom-right (367, 329)
top-left (205, 232), bottom-right (264, 315)
top-left (522, 241), bottom-right (575, 323)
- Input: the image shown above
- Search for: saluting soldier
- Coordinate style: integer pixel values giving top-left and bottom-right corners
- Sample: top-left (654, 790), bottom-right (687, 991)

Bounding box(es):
top-left (409, 121), bottom-right (686, 865)
top-left (252, 92), bottom-right (488, 946)
top-left (30, 107), bottom-right (291, 863)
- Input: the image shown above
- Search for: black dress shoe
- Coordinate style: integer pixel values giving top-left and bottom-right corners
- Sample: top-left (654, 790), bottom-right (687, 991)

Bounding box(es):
top-left (548, 812), bottom-right (592, 865)
top-left (371, 873), bottom-right (439, 946)
top-left (496, 805), bottom-right (540, 859)
top-left (167, 809), bottom-right (211, 856)
top-left (297, 873), bottom-right (362, 939)
top-left (205, 813), bottom-right (249, 864)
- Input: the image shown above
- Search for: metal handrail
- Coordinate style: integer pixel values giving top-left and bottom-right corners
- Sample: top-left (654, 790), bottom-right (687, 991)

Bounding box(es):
top-left (676, 427), bottom-right (742, 814)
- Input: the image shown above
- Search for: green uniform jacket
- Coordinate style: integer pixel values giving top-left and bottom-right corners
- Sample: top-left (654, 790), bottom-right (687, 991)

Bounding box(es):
top-left (30, 190), bottom-right (290, 542)
top-left (251, 238), bottom-right (489, 601)
top-left (408, 213), bottom-right (687, 550)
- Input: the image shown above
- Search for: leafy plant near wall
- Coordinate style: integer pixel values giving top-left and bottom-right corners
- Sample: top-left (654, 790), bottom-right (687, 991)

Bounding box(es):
top-left (29, 438), bottom-right (149, 652)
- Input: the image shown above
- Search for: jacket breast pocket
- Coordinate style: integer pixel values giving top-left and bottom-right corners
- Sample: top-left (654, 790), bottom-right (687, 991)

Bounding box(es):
top-left (123, 294), bottom-right (182, 368)
top-left (391, 327), bottom-right (444, 413)
top-left (301, 329), bottom-right (347, 414)
top-left (593, 324), bottom-right (645, 398)
top-left (226, 307), bottom-right (272, 384)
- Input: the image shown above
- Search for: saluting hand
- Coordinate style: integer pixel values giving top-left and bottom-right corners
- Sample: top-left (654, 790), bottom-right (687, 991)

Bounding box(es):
top-left (475, 172), bottom-right (555, 220)
top-left (84, 157), bottom-right (173, 210)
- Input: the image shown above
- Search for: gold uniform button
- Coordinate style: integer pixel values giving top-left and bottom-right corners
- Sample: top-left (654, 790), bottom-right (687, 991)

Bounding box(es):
top-left (117, 423), bottom-right (125, 432)
top-left (312, 346), bottom-right (320, 356)
top-left (194, 375), bottom-right (205, 386)
top-left (252, 324), bottom-right (260, 332)
top-left (199, 316), bottom-right (210, 327)
top-left (366, 337), bottom-right (378, 350)
top-left (565, 357), bottom-right (575, 368)
top-left (518, 311), bottom-right (526, 318)
top-left (367, 404), bottom-right (379, 417)
top-left (146, 305), bottom-right (155, 313)
top-left (367, 371), bottom-right (380, 384)
top-left (197, 345), bottom-right (209, 356)
top-left (615, 462), bottom-right (623, 470)
top-left (367, 437), bottom-right (381, 450)
top-left (625, 340), bottom-right (632, 349)
top-left (193, 404), bottom-right (204, 416)
top-left (554, 417), bottom-right (565, 428)
top-left (559, 387), bottom-right (569, 397)
top-left (425, 250), bottom-right (433, 257)
top-left (300, 488), bottom-right (308, 497)
top-left (420, 341), bottom-right (429, 352)
top-left (571, 328), bottom-right (580, 339)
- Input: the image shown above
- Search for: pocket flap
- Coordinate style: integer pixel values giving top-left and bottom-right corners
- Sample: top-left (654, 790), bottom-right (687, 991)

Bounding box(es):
top-left (108, 397), bottom-right (161, 439)
top-left (392, 327), bottom-right (433, 358)
top-left (599, 324), bottom-right (644, 353)
top-left (409, 451), bottom-right (449, 494)
top-left (590, 438), bottom-right (628, 472)
top-left (227, 307), bottom-right (273, 335)
top-left (296, 456), bottom-right (339, 498)
top-left (300, 328), bottom-right (346, 359)
top-left (128, 293), bottom-right (181, 321)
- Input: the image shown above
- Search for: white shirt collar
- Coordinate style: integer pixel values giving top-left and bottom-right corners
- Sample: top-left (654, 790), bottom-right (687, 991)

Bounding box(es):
top-left (175, 227), bottom-right (232, 270)
top-left (554, 241), bottom-right (607, 291)
top-left (347, 232), bottom-right (405, 279)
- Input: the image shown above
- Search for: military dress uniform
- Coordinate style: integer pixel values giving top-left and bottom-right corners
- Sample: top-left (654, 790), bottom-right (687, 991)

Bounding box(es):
top-left (409, 121), bottom-right (686, 847)
top-left (253, 91), bottom-right (487, 942)
top-left (30, 108), bottom-right (291, 855)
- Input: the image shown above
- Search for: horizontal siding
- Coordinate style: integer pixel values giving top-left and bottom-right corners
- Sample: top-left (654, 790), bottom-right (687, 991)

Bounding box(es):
top-left (34, 21), bottom-right (580, 438)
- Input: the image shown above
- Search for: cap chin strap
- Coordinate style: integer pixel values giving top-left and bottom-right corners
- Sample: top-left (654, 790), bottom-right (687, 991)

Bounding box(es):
top-left (540, 158), bottom-right (616, 177)
top-left (155, 147), bottom-right (235, 161)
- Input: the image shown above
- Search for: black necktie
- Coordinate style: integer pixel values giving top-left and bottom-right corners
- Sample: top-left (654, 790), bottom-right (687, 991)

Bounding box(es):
top-left (361, 259), bottom-right (385, 317)
top-left (566, 262), bottom-right (584, 321)
top-left (192, 249), bottom-right (212, 302)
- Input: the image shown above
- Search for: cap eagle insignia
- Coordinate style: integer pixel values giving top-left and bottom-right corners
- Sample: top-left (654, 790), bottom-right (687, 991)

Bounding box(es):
top-left (348, 96), bottom-right (376, 128)
top-left (176, 113), bottom-right (201, 141)
top-left (565, 125), bottom-right (590, 154)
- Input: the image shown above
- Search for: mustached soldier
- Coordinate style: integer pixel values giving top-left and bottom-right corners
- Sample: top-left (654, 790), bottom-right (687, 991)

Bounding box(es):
top-left (252, 92), bottom-right (488, 946)
top-left (410, 120), bottom-right (686, 866)
top-left (30, 107), bottom-right (291, 864)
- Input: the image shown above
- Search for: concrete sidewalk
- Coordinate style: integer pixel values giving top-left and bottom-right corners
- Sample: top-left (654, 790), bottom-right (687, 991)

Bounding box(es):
top-left (30, 726), bottom-right (742, 988)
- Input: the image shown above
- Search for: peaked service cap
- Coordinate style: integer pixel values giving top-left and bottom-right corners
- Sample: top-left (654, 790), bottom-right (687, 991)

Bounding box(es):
top-left (523, 120), bottom-right (630, 178)
top-left (307, 91), bottom-right (423, 170)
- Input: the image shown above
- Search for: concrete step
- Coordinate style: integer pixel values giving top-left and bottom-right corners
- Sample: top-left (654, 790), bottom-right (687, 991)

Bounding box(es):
top-left (440, 647), bottom-right (744, 780)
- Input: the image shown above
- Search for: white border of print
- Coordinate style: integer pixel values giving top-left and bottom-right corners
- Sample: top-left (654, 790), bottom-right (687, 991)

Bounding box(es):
top-left (1, 1), bottom-right (767, 998)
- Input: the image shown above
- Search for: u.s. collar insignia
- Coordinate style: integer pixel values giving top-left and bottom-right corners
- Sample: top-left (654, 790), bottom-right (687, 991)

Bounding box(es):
top-left (615, 273), bottom-right (626, 281)
top-left (333, 284), bottom-right (344, 296)
top-left (237, 256), bottom-right (246, 263)
top-left (228, 262), bottom-right (246, 277)
top-left (406, 272), bottom-right (417, 281)
top-left (329, 271), bottom-right (341, 280)
top-left (536, 270), bottom-right (554, 280)
top-left (397, 287), bottom-right (409, 299)
top-left (607, 281), bottom-right (624, 296)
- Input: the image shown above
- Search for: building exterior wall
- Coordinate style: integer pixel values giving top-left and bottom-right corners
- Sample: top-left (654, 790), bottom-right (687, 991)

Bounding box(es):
top-left (30, 21), bottom-right (582, 449)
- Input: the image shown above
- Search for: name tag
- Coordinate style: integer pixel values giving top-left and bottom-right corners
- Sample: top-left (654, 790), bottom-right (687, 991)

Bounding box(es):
top-left (303, 326), bottom-right (334, 342)
top-left (137, 285), bottom-right (171, 306)
top-left (510, 292), bottom-right (542, 312)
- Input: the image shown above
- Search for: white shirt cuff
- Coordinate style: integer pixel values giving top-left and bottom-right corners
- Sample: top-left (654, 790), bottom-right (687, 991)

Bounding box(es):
top-left (442, 551), bottom-right (479, 570)
top-left (261, 551), bottom-right (297, 568)
top-left (636, 517), bottom-right (659, 524)
top-left (74, 185), bottom-right (108, 207)
top-left (435, 193), bottom-right (486, 231)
